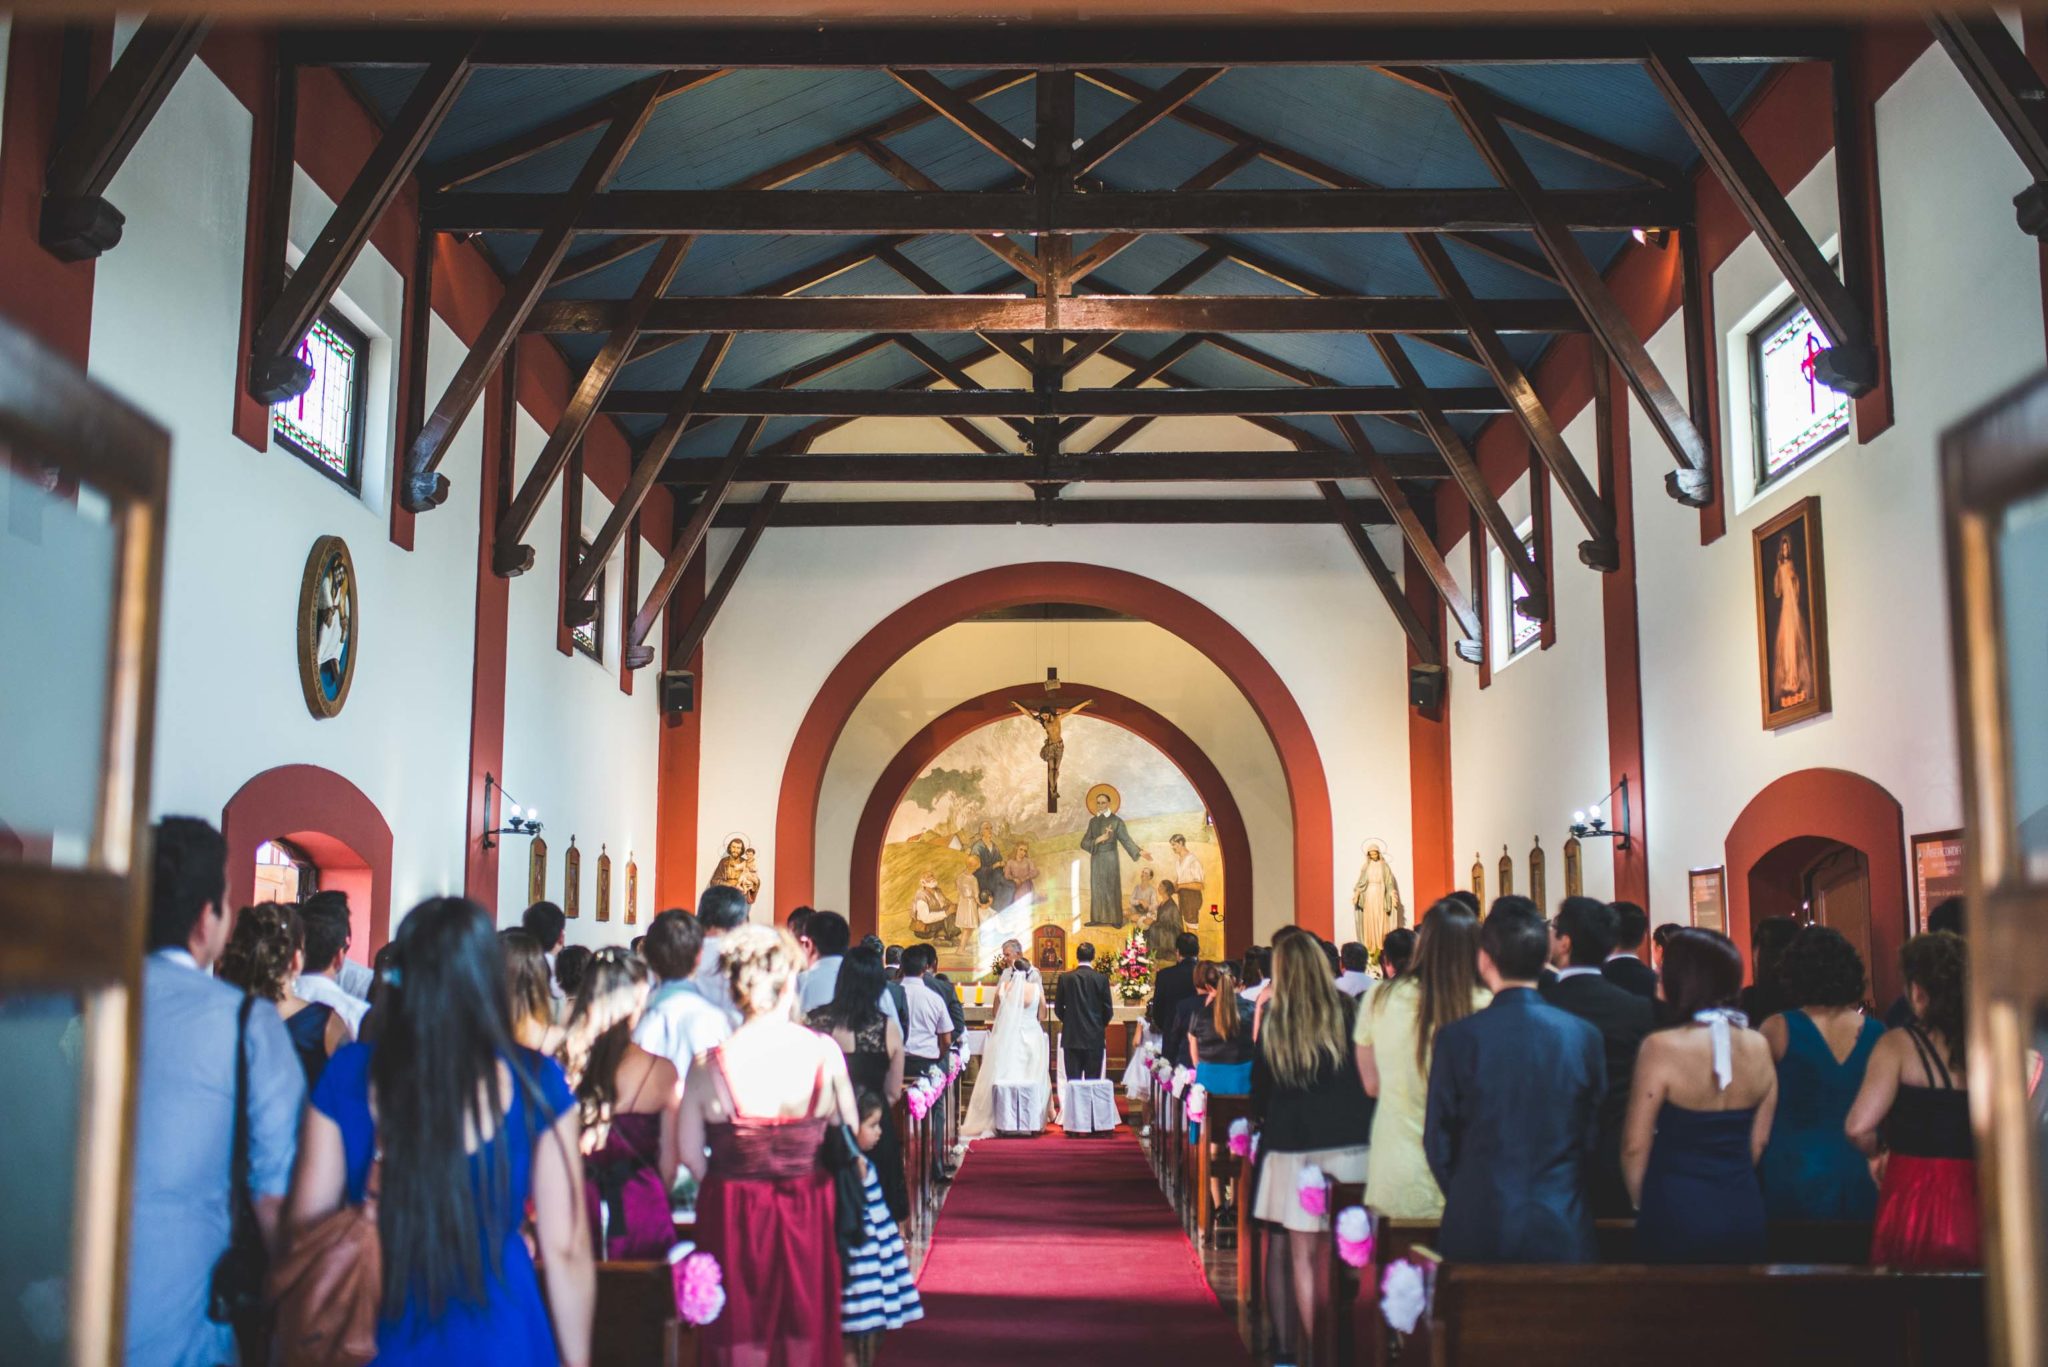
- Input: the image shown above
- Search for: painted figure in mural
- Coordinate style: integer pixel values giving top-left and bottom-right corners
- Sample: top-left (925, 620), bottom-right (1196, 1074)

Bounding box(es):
top-left (313, 555), bottom-right (352, 695)
top-left (955, 870), bottom-right (984, 931)
top-left (1153, 878), bottom-right (1185, 957)
top-left (1352, 840), bottom-right (1405, 950)
top-left (709, 836), bottom-right (749, 896)
top-left (1004, 841), bottom-right (1038, 908)
top-left (1083, 784), bottom-right (1147, 927)
top-left (1130, 865), bottom-right (1160, 925)
top-left (912, 872), bottom-right (959, 944)
top-left (1169, 833), bottom-right (1207, 931)
top-left (1770, 533), bottom-right (1814, 709)
top-left (739, 847), bottom-right (762, 905)
top-left (971, 820), bottom-right (1014, 910)
top-left (1014, 697), bottom-right (1096, 813)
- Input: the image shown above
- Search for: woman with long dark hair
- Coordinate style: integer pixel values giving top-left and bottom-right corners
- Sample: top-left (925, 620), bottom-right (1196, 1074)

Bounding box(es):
top-left (562, 947), bottom-right (681, 1260)
top-left (807, 944), bottom-right (908, 1223)
top-left (285, 897), bottom-right (593, 1364)
top-left (1354, 898), bottom-right (1488, 1219)
top-left (1847, 931), bottom-right (1978, 1267)
top-left (679, 925), bottom-right (855, 1367)
top-left (502, 928), bottom-right (566, 1056)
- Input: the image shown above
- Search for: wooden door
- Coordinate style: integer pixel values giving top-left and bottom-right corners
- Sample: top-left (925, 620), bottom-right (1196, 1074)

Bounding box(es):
top-left (1804, 845), bottom-right (1873, 991)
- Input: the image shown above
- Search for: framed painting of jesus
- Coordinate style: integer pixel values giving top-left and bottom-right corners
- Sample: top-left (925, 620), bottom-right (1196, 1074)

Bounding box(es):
top-left (1752, 496), bottom-right (1832, 731)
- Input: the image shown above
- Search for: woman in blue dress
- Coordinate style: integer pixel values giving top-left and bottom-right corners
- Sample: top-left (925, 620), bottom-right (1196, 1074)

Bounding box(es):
top-left (1758, 926), bottom-right (1883, 1220)
top-left (286, 897), bottom-right (595, 1365)
top-left (1623, 928), bottom-right (1777, 1263)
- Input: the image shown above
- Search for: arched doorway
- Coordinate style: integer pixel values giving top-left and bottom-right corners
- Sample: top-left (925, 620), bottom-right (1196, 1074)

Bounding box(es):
top-left (776, 563), bottom-right (1333, 935)
top-left (847, 684), bottom-right (1256, 957)
top-left (1725, 768), bottom-right (1907, 1006)
top-left (222, 764), bottom-right (395, 956)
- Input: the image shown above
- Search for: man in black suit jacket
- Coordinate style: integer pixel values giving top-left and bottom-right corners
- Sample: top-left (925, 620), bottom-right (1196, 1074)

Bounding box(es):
top-left (1541, 897), bottom-right (1655, 1217)
top-left (1055, 942), bottom-right (1114, 1079)
top-left (1149, 932), bottom-right (1201, 1041)
top-left (1600, 901), bottom-right (1659, 1000)
top-left (1426, 897), bottom-right (1605, 1263)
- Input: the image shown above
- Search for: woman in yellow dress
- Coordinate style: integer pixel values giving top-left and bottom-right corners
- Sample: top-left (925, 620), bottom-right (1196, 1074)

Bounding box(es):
top-left (1352, 897), bottom-right (1489, 1218)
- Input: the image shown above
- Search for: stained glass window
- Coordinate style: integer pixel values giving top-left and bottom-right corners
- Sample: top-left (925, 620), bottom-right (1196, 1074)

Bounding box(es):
top-left (271, 310), bottom-right (368, 490)
top-left (1509, 536), bottom-right (1542, 656)
top-left (1751, 295), bottom-right (1850, 488)
top-left (572, 539), bottom-right (605, 662)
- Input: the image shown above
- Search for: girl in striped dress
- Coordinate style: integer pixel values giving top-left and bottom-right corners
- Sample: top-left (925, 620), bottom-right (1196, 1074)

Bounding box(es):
top-left (844, 1091), bottom-right (923, 1365)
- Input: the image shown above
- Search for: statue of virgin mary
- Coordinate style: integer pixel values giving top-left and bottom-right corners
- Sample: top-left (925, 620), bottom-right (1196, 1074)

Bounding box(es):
top-left (1352, 840), bottom-right (1405, 950)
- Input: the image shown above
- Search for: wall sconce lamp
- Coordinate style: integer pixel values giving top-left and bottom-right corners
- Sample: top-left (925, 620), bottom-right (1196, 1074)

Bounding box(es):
top-left (1569, 776), bottom-right (1632, 852)
top-left (1631, 226), bottom-right (1671, 249)
top-left (482, 772), bottom-right (544, 850)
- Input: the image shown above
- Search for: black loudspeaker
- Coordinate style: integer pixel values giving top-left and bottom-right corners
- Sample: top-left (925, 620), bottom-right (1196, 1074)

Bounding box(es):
top-left (660, 669), bottom-right (696, 716)
top-left (1408, 663), bottom-right (1446, 710)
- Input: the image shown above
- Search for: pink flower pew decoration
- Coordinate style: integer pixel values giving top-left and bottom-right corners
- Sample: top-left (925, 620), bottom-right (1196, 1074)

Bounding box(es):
top-left (1335, 1206), bottom-right (1375, 1269)
top-left (1169, 1065), bottom-right (1193, 1098)
top-left (1185, 1084), bottom-right (1208, 1124)
top-left (1380, 1258), bottom-right (1428, 1335)
top-left (1226, 1118), bottom-right (1252, 1158)
top-left (669, 1244), bottom-right (727, 1327)
top-left (1296, 1163), bottom-right (1329, 1217)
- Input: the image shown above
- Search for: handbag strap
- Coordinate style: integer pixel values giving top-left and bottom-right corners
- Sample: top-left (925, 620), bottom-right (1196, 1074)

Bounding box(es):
top-left (230, 994), bottom-right (254, 1222)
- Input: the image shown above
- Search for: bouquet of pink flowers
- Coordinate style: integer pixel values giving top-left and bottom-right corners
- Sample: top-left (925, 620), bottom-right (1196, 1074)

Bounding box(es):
top-left (1335, 1206), bottom-right (1374, 1268)
top-left (669, 1246), bottom-right (726, 1327)
top-left (1106, 930), bottom-right (1152, 1003)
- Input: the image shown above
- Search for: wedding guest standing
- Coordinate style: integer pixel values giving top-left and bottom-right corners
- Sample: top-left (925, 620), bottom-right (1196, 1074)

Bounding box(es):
top-left (635, 909), bottom-right (734, 1093)
top-left (1357, 898), bottom-right (1488, 1220)
top-left (1738, 915), bottom-right (1800, 1025)
top-left (1600, 902), bottom-right (1658, 1001)
top-left (1334, 942), bottom-right (1374, 998)
top-left (680, 926), bottom-right (856, 1367)
top-left (841, 1090), bottom-right (923, 1367)
top-left (503, 929), bottom-right (567, 1057)
top-left (809, 945), bottom-right (909, 1224)
top-left (1425, 898), bottom-right (1603, 1263)
top-left (1541, 898), bottom-right (1654, 1218)
top-left (1189, 961), bottom-right (1255, 1232)
top-left (1251, 935), bottom-right (1374, 1362)
top-left (1623, 928), bottom-right (1775, 1263)
top-left (562, 947), bottom-right (681, 1260)
top-left (1759, 926), bottom-right (1884, 1221)
top-left (285, 897), bottom-right (593, 1364)
top-left (216, 900), bottom-right (350, 1085)
top-left (1847, 931), bottom-right (1979, 1268)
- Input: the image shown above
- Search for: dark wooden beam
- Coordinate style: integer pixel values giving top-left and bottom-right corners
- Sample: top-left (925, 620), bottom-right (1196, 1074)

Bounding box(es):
top-left (886, 333), bottom-right (1019, 451)
top-left (1059, 246), bottom-right (1229, 372)
top-left (667, 483), bottom-right (786, 670)
top-left (1371, 67), bottom-right (1679, 187)
top-left (1928, 13), bottom-right (2048, 236)
top-left (1646, 45), bottom-right (1874, 393)
top-left (1319, 482), bottom-right (1441, 667)
top-left (1334, 413), bottom-right (1481, 654)
top-left (553, 234), bottom-right (661, 286)
top-left (1374, 333), bottom-right (1547, 620)
top-left (404, 75), bottom-right (665, 511)
top-left (1066, 142), bottom-right (1259, 285)
top-left (1446, 70), bottom-right (1714, 506)
top-left (527, 293), bottom-right (1588, 335)
top-left (1408, 232), bottom-right (1617, 568)
top-left (660, 449), bottom-right (1448, 484)
top-left (493, 235), bottom-right (694, 574)
top-left (430, 68), bottom-right (727, 191)
top-left (1073, 68), bottom-right (1227, 174)
top-left (39, 16), bottom-right (210, 260)
top-left (247, 44), bottom-right (475, 404)
top-left (704, 496), bottom-right (1396, 528)
top-left (887, 68), bottom-right (1038, 174)
top-left (601, 383), bottom-right (1508, 418)
top-left (427, 186), bottom-right (1687, 236)
top-left (855, 136), bottom-right (1043, 281)
top-left (294, 24), bottom-right (1842, 71)
top-left (623, 416), bottom-right (764, 666)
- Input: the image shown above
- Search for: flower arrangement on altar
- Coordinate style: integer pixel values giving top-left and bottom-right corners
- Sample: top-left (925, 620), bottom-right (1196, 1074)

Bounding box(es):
top-left (1106, 929), bottom-right (1152, 1003)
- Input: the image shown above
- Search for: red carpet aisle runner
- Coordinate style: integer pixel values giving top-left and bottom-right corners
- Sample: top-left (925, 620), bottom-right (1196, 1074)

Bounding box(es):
top-left (883, 1130), bottom-right (1252, 1367)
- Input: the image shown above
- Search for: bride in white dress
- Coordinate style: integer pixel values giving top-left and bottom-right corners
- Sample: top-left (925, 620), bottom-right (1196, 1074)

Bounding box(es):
top-left (962, 960), bottom-right (1052, 1138)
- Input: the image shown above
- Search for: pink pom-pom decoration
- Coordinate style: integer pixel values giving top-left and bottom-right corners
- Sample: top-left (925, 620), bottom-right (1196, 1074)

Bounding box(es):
top-left (670, 1247), bottom-right (727, 1327)
top-left (1185, 1084), bottom-right (1208, 1123)
top-left (1381, 1259), bottom-right (1428, 1335)
top-left (1170, 1065), bottom-right (1193, 1098)
top-left (1296, 1164), bottom-right (1330, 1217)
top-left (1335, 1206), bottom-right (1374, 1268)
top-left (907, 1090), bottom-right (929, 1121)
top-left (1226, 1119), bottom-right (1252, 1158)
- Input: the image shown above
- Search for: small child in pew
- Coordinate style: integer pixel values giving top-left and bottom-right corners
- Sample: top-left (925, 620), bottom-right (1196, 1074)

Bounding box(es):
top-left (843, 1090), bottom-right (924, 1367)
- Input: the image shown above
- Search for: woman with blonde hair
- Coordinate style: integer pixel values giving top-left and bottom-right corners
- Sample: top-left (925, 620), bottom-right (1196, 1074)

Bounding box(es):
top-left (1251, 933), bottom-right (1374, 1363)
top-left (1354, 898), bottom-right (1489, 1219)
top-left (679, 925), bottom-right (856, 1366)
top-left (501, 928), bottom-right (566, 1057)
top-left (217, 900), bottom-right (350, 1084)
top-left (561, 947), bottom-right (681, 1259)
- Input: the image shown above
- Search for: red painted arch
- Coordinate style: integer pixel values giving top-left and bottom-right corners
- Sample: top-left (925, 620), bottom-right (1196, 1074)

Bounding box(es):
top-left (222, 764), bottom-right (395, 959)
top-left (846, 685), bottom-right (1256, 957)
top-left (775, 562), bottom-right (1333, 936)
top-left (1723, 767), bottom-right (1907, 1007)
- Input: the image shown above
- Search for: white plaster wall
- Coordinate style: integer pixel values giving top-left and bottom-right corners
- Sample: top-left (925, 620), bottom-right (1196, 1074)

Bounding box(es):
top-left (1446, 402), bottom-right (1617, 908)
top-left (812, 619), bottom-right (1298, 937)
top-left (696, 519), bottom-right (1417, 930)
top-left (88, 62), bottom-right (664, 933)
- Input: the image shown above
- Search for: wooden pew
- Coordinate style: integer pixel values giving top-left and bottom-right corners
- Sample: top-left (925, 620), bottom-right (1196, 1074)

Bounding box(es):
top-left (593, 1262), bottom-right (698, 1367)
top-left (1408, 1257), bottom-right (1986, 1367)
top-left (1192, 1093), bottom-right (1251, 1244)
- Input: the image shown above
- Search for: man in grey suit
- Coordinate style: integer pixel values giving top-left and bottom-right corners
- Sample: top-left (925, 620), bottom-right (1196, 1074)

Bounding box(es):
top-left (1425, 896), bottom-right (1605, 1263)
top-left (1055, 941), bottom-right (1114, 1079)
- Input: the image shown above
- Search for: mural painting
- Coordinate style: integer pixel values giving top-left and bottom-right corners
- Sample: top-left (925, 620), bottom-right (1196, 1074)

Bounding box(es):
top-left (879, 713), bottom-right (1225, 975)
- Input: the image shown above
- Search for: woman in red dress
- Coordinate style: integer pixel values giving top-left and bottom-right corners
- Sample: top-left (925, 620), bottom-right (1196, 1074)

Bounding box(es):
top-left (1846, 931), bottom-right (1978, 1268)
top-left (679, 925), bottom-right (856, 1366)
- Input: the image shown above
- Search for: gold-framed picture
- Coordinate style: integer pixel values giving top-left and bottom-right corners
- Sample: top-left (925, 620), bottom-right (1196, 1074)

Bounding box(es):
top-left (1752, 496), bottom-right (1831, 731)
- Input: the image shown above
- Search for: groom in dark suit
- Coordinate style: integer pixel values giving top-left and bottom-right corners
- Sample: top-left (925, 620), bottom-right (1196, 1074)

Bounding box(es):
top-left (1056, 942), bottom-right (1114, 1080)
top-left (1426, 897), bottom-right (1605, 1263)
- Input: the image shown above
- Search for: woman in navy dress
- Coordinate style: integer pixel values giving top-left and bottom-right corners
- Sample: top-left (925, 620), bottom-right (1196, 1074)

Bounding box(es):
top-left (1759, 926), bottom-right (1884, 1220)
top-left (286, 897), bottom-right (595, 1365)
top-left (1624, 928), bottom-right (1777, 1263)
top-left (215, 901), bottom-right (347, 1086)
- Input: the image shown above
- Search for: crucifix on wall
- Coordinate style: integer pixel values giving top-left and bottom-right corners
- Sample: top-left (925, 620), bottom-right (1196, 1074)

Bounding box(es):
top-left (1014, 697), bottom-right (1094, 813)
